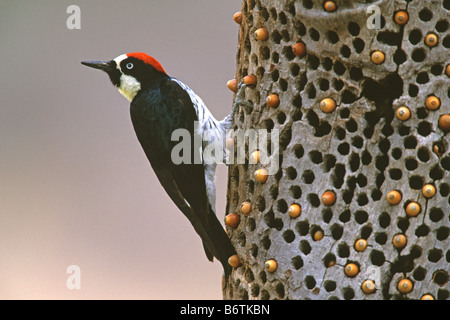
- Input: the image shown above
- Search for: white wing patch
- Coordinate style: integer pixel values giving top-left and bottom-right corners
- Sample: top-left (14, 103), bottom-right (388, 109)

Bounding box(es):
top-left (170, 77), bottom-right (223, 212)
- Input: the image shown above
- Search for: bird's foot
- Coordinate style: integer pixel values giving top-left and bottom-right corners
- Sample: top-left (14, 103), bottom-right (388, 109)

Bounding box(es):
top-left (233, 82), bottom-right (253, 114)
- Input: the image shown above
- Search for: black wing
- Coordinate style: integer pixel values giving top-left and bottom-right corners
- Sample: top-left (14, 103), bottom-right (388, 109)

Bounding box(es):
top-left (129, 78), bottom-right (235, 272)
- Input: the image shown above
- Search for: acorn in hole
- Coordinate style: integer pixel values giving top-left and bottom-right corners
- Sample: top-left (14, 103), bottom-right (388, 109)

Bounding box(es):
top-left (254, 168), bottom-right (268, 183)
top-left (371, 51), bottom-right (385, 64)
top-left (396, 106), bottom-right (411, 121)
top-left (320, 98), bottom-right (336, 113)
top-left (386, 190), bottom-right (402, 205)
top-left (392, 234), bottom-right (407, 249)
top-left (240, 201), bottom-right (251, 216)
top-left (394, 10), bottom-right (409, 25)
top-left (397, 279), bottom-right (413, 294)
top-left (354, 239), bottom-right (368, 252)
top-left (323, 1), bottom-right (337, 12)
top-left (425, 96), bottom-right (440, 110)
top-left (292, 41), bottom-right (306, 57)
top-left (265, 259), bottom-right (278, 273)
top-left (425, 33), bottom-right (438, 47)
top-left (288, 204), bottom-right (301, 218)
top-left (228, 254), bottom-right (242, 267)
top-left (254, 28), bottom-right (269, 41)
top-left (321, 190), bottom-right (336, 206)
top-left (266, 94), bottom-right (280, 108)
top-left (405, 202), bottom-right (420, 217)
top-left (233, 12), bottom-right (242, 24)
top-left (361, 280), bottom-right (376, 294)
top-left (344, 263), bottom-right (359, 278)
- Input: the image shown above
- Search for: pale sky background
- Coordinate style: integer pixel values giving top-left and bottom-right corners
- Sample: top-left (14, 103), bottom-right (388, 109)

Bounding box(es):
top-left (0, 0), bottom-right (241, 299)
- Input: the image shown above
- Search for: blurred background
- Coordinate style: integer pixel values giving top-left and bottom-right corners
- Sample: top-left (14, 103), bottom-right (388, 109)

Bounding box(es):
top-left (0, 0), bottom-right (241, 299)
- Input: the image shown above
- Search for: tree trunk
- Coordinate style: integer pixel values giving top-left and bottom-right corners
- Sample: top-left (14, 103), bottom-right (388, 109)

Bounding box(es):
top-left (224, 0), bottom-right (449, 300)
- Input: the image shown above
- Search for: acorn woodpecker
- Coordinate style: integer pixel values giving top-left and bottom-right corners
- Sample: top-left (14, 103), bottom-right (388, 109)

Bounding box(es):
top-left (81, 52), bottom-right (248, 279)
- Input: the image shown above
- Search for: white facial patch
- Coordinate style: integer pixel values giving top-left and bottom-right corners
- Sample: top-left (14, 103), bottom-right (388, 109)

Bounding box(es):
top-left (113, 54), bottom-right (141, 101)
top-left (118, 74), bottom-right (141, 101)
top-left (113, 54), bottom-right (128, 72)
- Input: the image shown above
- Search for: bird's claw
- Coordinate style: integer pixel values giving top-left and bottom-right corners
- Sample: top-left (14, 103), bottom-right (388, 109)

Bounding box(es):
top-left (234, 82), bottom-right (253, 112)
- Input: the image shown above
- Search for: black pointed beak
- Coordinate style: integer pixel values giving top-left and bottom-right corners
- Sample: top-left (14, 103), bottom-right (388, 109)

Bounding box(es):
top-left (81, 60), bottom-right (115, 73)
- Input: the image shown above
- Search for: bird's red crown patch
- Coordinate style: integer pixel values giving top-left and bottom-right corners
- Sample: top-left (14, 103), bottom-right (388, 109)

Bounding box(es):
top-left (127, 52), bottom-right (166, 74)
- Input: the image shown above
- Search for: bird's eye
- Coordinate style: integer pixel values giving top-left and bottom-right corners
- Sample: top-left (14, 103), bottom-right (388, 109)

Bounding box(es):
top-left (126, 63), bottom-right (134, 70)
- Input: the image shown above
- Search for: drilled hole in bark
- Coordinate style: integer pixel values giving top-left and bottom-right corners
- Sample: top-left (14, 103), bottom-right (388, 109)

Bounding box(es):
top-left (337, 242), bottom-right (350, 258)
top-left (309, 150), bottom-right (323, 164)
top-left (428, 248), bottom-right (443, 263)
top-left (283, 229), bottom-right (295, 243)
top-left (348, 22), bottom-right (360, 36)
top-left (309, 28), bottom-right (319, 41)
top-left (330, 223), bottom-right (344, 240)
top-left (292, 255), bottom-right (304, 270)
top-left (355, 210), bottom-right (368, 224)
top-left (379, 212), bottom-right (391, 228)
top-left (419, 8), bottom-right (433, 21)
top-left (304, 275), bottom-right (316, 289)
top-left (353, 38), bottom-right (365, 53)
top-left (300, 240), bottom-right (312, 255)
top-left (392, 148), bottom-right (402, 160)
top-left (429, 207), bottom-right (444, 222)
top-left (409, 29), bottom-right (422, 45)
top-left (335, 127), bottom-right (346, 140)
top-left (307, 193), bottom-right (320, 207)
top-left (295, 220), bottom-right (309, 236)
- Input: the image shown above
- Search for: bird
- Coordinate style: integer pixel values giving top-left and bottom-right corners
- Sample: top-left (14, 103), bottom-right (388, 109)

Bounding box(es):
top-left (81, 52), bottom-right (250, 281)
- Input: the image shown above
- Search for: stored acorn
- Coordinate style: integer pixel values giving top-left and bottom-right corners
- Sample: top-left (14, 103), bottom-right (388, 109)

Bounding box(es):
top-left (227, 79), bottom-right (238, 93)
top-left (323, 1), bottom-right (337, 12)
top-left (266, 94), bottom-right (280, 108)
top-left (392, 234), bottom-right (407, 249)
top-left (228, 254), bottom-right (242, 267)
top-left (320, 98), bottom-right (336, 113)
top-left (344, 263), bottom-right (359, 277)
top-left (225, 213), bottom-right (240, 229)
top-left (265, 259), bottom-right (278, 272)
top-left (394, 10), bottom-right (409, 25)
top-left (233, 12), bottom-right (242, 24)
top-left (243, 74), bottom-right (257, 88)
top-left (425, 33), bottom-right (438, 47)
top-left (313, 230), bottom-right (324, 241)
top-left (240, 201), bottom-right (252, 216)
top-left (354, 239), bottom-right (368, 252)
top-left (396, 106), bottom-right (411, 121)
top-left (361, 280), bottom-right (376, 294)
top-left (254, 168), bottom-right (268, 183)
top-left (371, 51), bottom-right (385, 64)
top-left (432, 143), bottom-right (444, 156)
top-left (438, 114), bottom-right (450, 132)
top-left (405, 202), bottom-right (421, 217)
top-left (397, 279), bottom-right (413, 294)
top-left (321, 190), bottom-right (336, 206)
top-left (386, 190), bottom-right (402, 205)
top-left (292, 41), bottom-right (306, 57)
top-left (288, 204), bottom-right (301, 218)
top-left (254, 28), bottom-right (269, 41)
top-left (422, 184), bottom-right (436, 198)
top-left (425, 96), bottom-right (440, 110)
top-left (250, 150), bottom-right (260, 164)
